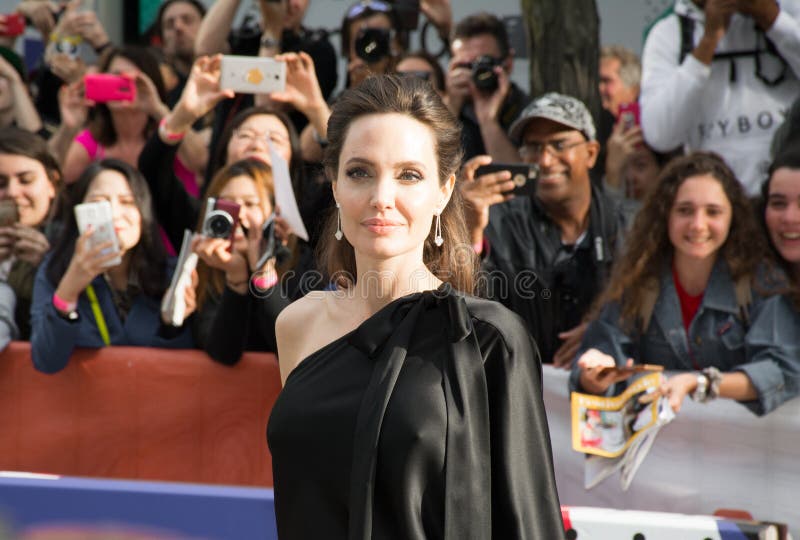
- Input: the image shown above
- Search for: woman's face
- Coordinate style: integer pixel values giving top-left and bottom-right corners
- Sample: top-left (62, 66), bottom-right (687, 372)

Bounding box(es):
top-left (218, 174), bottom-right (272, 253)
top-left (624, 148), bottom-right (660, 200)
top-left (668, 174), bottom-right (732, 266)
top-left (226, 114), bottom-right (292, 168)
top-left (83, 169), bottom-right (142, 253)
top-left (347, 13), bottom-right (394, 88)
top-left (765, 167), bottom-right (800, 269)
top-left (106, 55), bottom-right (141, 111)
top-left (0, 154), bottom-right (55, 227)
top-left (332, 113), bottom-right (453, 264)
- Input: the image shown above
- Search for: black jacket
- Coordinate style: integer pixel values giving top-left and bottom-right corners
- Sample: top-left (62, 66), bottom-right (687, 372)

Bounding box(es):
top-left (482, 183), bottom-right (632, 363)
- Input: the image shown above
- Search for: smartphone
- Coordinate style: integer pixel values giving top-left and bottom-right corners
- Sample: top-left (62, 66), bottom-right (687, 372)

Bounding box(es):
top-left (598, 363), bottom-right (664, 376)
top-left (474, 163), bottom-right (539, 198)
top-left (74, 200), bottom-right (122, 267)
top-left (220, 55), bottom-right (286, 95)
top-left (618, 102), bottom-right (640, 131)
top-left (0, 200), bottom-right (18, 226)
top-left (83, 73), bottom-right (137, 103)
top-left (0, 13), bottom-right (25, 37)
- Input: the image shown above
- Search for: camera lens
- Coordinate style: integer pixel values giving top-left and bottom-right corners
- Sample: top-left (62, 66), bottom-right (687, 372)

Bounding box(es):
top-left (355, 27), bottom-right (392, 64)
top-left (203, 211), bottom-right (234, 239)
top-left (472, 56), bottom-right (499, 93)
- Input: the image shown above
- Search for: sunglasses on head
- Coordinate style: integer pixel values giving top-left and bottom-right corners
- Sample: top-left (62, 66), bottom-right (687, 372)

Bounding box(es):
top-left (396, 70), bottom-right (432, 82)
top-left (346, 0), bottom-right (393, 20)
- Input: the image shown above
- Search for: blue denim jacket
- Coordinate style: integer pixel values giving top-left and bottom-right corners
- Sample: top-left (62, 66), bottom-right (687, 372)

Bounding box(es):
top-left (570, 261), bottom-right (800, 416)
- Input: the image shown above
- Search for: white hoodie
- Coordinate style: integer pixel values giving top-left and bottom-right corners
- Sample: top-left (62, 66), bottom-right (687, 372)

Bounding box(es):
top-left (641, 0), bottom-right (800, 194)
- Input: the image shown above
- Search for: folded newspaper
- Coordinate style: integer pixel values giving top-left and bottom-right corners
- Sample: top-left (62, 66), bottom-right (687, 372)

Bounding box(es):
top-left (160, 230), bottom-right (198, 327)
top-left (571, 372), bottom-right (675, 491)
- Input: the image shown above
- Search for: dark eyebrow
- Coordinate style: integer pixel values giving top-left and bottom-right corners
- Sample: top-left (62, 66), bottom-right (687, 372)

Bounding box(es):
top-left (394, 160), bottom-right (427, 170)
top-left (344, 157), bottom-right (374, 167)
top-left (768, 193), bottom-right (787, 200)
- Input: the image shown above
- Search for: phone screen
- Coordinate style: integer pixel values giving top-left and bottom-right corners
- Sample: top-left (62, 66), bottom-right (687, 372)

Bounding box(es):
top-left (0, 200), bottom-right (18, 226)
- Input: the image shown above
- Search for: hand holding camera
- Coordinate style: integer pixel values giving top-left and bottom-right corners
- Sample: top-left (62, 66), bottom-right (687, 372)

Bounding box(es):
top-left (469, 57), bottom-right (510, 125)
top-left (270, 52), bottom-right (328, 126)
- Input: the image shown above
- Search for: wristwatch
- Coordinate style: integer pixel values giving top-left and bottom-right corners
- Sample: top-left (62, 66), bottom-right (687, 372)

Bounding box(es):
top-left (691, 371), bottom-right (709, 402)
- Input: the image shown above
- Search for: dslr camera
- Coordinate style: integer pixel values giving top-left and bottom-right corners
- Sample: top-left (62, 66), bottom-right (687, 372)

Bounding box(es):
top-left (202, 198), bottom-right (241, 240)
top-left (471, 55), bottom-right (502, 93)
top-left (354, 27), bottom-right (392, 64)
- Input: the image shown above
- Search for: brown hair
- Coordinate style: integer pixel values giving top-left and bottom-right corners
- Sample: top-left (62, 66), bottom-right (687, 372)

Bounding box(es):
top-left (596, 151), bottom-right (766, 328)
top-left (319, 74), bottom-right (475, 293)
top-left (195, 159), bottom-right (275, 309)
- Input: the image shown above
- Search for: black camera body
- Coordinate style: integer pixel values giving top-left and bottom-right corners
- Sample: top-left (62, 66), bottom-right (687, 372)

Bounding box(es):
top-left (472, 55), bottom-right (502, 93)
top-left (354, 27), bottom-right (392, 64)
top-left (202, 197), bottom-right (241, 240)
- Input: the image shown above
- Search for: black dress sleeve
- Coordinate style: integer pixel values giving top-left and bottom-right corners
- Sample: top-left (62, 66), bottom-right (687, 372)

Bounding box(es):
top-left (138, 132), bottom-right (200, 249)
top-left (476, 315), bottom-right (565, 539)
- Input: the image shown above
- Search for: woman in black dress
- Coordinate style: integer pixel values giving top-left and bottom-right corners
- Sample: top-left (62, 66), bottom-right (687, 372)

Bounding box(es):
top-left (267, 75), bottom-right (563, 539)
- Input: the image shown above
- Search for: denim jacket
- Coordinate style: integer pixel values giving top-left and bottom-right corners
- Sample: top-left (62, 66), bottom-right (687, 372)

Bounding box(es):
top-left (570, 260), bottom-right (800, 416)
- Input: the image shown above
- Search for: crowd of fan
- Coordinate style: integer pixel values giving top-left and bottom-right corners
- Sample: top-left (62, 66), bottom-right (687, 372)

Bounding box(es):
top-left (0, 0), bottom-right (797, 414)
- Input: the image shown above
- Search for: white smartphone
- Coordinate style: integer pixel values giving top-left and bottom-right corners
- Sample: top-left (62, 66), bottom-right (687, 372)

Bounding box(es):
top-left (74, 200), bottom-right (122, 267)
top-left (220, 55), bottom-right (286, 95)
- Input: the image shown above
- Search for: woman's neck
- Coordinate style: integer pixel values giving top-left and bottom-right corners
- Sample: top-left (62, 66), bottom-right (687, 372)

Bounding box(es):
top-left (106, 251), bottom-right (132, 291)
top-left (111, 109), bottom-right (148, 141)
top-left (673, 253), bottom-right (715, 296)
top-left (351, 253), bottom-right (441, 315)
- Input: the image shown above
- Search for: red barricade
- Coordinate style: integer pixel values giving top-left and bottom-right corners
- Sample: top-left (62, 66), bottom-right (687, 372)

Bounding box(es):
top-left (0, 342), bottom-right (282, 487)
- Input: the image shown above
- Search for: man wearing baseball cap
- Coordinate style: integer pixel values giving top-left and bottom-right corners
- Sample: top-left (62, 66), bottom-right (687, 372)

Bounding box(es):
top-left (461, 92), bottom-right (632, 367)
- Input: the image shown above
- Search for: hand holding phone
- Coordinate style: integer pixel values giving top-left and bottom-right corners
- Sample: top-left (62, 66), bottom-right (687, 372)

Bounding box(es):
top-left (0, 200), bottom-right (19, 227)
top-left (74, 200), bottom-right (122, 268)
top-left (83, 73), bottom-right (137, 103)
top-left (618, 102), bottom-right (640, 131)
top-left (474, 162), bottom-right (539, 197)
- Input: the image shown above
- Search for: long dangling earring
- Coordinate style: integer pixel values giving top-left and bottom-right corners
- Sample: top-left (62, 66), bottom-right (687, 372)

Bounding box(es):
top-left (335, 203), bottom-right (343, 241)
top-left (434, 212), bottom-right (443, 247)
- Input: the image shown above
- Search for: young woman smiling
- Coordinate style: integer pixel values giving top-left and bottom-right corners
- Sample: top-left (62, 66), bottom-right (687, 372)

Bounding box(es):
top-left (572, 152), bottom-right (800, 416)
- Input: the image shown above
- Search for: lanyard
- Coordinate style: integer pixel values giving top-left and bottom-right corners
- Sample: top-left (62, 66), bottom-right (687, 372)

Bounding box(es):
top-left (86, 284), bottom-right (110, 346)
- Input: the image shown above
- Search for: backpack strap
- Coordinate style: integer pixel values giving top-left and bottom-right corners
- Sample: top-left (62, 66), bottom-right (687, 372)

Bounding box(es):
top-left (679, 14), bottom-right (694, 65)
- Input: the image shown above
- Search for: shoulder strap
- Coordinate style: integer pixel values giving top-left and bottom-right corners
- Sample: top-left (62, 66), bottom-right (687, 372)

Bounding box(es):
top-left (679, 15), bottom-right (694, 65)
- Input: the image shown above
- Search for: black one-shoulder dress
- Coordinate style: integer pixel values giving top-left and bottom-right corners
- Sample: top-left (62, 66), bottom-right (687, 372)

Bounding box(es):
top-left (267, 284), bottom-right (564, 540)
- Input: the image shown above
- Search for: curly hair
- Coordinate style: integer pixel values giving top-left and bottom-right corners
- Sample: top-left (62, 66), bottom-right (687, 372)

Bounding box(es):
top-left (596, 152), bottom-right (766, 328)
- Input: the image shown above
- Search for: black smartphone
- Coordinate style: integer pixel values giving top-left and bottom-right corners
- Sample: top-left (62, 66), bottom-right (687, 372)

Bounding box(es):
top-left (474, 163), bottom-right (539, 197)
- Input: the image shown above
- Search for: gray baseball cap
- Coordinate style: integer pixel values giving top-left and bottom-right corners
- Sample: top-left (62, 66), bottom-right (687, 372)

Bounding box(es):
top-left (509, 92), bottom-right (596, 142)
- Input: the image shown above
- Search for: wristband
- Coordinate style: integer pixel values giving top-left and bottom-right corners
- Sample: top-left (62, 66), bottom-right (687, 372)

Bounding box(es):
top-left (252, 271), bottom-right (278, 291)
top-left (52, 292), bottom-right (77, 313)
top-left (158, 117), bottom-right (186, 144)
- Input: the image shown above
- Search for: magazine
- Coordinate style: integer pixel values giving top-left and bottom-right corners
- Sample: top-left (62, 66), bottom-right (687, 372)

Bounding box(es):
top-left (571, 372), bottom-right (675, 490)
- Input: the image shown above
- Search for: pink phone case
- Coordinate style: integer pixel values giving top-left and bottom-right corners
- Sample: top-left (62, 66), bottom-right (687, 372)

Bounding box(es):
top-left (618, 102), bottom-right (640, 130)
top-left (84, 74), bottom-right (137, 103)
top-left (1, 13), bottom-right (25, 37)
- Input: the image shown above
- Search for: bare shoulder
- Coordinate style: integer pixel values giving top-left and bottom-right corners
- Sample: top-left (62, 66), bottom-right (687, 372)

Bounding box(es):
top-left (275, 290), bottom-right (338, 382)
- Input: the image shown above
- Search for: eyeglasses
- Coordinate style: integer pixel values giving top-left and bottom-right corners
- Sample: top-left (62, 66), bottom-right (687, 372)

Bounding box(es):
top-left (346, 0), bottom-right (392, 20)
top-left (519, 139), bottom-right (588, 160)
top-left (233, 128), bottom-right (290, 146)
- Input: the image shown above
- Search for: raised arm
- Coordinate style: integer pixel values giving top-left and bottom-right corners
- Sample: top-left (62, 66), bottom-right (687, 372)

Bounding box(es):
top-left (194, 0), bottom-right (240, 56)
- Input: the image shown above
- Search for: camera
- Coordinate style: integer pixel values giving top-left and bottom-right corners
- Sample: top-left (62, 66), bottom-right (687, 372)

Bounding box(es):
top-left (354, 27), bottom-right (392, 64)
top-left (471, 55), bottom-right (502, 93)
top-left (202, 198), bottom-right (241, 241)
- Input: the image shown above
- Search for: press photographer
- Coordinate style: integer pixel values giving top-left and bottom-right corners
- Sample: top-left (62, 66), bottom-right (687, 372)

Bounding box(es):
top-left (445, 12), bottom-right (528, 162)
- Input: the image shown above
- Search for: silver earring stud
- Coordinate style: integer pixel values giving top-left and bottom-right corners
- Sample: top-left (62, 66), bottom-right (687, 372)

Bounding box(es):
top-left (335, 203), bottom-right (343, 241)
top-left (434, 212), bottom-right (443, 247)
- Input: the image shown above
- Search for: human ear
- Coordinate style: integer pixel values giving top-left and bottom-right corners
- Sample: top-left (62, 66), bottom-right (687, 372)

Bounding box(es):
top-left (585, 141), bottom-right (601, 168)
top-left (438, 173), bottom-right (456, 211)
